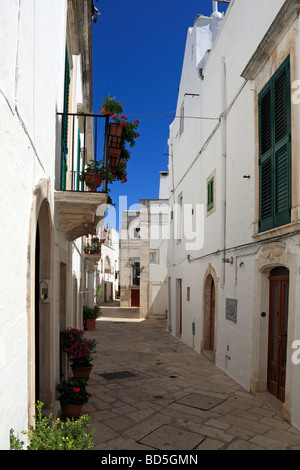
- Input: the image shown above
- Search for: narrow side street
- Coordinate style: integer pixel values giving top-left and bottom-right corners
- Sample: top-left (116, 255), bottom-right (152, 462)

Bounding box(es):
top-left (84, 302), bottom-right (300, 451)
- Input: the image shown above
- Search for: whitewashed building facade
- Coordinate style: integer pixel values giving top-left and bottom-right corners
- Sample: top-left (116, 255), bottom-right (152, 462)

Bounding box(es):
top-left (120, 172), bottom-right (169, 317)
top-left (167, 0), bottom-right (300, 430)
top-left (96, 226), bottom-right (120, 303)
top-left (0, 0), bottom-right (107, 448)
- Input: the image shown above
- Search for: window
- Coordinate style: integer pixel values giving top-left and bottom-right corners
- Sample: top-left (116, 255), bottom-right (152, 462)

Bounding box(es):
top-left (132, 262), bottom-right (140, 286)
top-left (258, 56), bottom-right (291, 232)
top-left (207, 177), bottom-right (214, 212)
top-left (187, 287), bottom-right (190, 301)
top-left (149, 252), bottom-right (156, 263)
top-left (104, 257), bottom-right (111, 273)
top-left (177, 194), bottom-right (183, 242)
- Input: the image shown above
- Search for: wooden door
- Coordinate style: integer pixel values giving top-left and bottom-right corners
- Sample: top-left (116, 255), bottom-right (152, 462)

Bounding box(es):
top-left (131, 289), bottom-right (140, 307)
top-left (267, 268), bottom-right (289, 402)
top-left (210, 279), bottom-right (215, 351)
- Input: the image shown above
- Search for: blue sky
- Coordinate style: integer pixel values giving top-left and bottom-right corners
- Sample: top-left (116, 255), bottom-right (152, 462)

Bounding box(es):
top-left (92, 0), bottom-right (228, 230)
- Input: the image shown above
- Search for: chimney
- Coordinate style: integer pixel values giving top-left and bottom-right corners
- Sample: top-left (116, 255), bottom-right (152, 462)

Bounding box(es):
top-left (212, 1), bottom-right (218, 13)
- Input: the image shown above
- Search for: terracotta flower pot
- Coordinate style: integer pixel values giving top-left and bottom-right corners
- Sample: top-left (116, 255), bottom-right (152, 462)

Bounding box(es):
top-left (85, 174), bottom-right (102, 191)
top-left (61, 403), bottom-right (83, 419)
top-left (109, 122), bottom-right (123, 137)
top-left (100, 106), bottom-right (113, 116)
top-left (85, 318), bottom-right (96, 331)
top-left (71, 364), bottom-right (93, 380)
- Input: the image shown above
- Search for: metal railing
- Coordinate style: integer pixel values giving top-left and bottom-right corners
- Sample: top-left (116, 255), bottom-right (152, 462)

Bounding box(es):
top-left (57, 112), bottom-right (110, 193)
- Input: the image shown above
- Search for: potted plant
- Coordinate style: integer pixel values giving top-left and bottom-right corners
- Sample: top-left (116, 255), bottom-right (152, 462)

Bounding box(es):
top-left (61, 327), bottom-right (98, 379)
top-left (84, 244), bottom-right (92, 254)
top-left (56, 377), bottom-right (92, 419)
top-left (78, 160), bottom-right (113, 191)
top-left (83, 305), bottom-right (102, 331)
top-left (100, 95), bottom-right (123, 116)
top-left (10, 401), bottom-right (95, 449)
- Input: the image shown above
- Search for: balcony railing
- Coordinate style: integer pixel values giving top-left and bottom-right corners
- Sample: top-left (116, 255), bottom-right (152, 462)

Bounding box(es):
top-left (57, 111), bottom-right (110, 193)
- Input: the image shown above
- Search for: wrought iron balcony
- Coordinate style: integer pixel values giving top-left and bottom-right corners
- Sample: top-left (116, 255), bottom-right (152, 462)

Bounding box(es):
top-left (55, 111), bottom-right (112, 241)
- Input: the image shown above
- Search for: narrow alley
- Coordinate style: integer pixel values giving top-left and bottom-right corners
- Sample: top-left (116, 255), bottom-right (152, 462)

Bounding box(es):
top-left (83, 303), bottom-right (300, 451)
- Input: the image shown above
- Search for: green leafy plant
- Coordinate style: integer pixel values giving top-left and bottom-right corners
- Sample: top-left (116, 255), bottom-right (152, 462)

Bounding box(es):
top-left (83, 304), bottom-right (102, 321)
top-left (10, 401), bottom-right (95, 450)
top-left (56, 377), bottom-right (91, 406)
top-left (101, 95), bottom-right (123, 115)
top-left (78, 159), bottom-right (113, 186)
top-left (61, 327), bottom-right (98, 366)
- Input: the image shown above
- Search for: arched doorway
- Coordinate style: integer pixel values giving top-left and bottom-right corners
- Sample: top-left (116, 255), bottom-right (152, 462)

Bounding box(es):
top-left (203, 274), bottom-right (216, 360)
top-left (267, 267), bottom-right (289, 402)
top-left (34, 200), bottom-right (53, 408)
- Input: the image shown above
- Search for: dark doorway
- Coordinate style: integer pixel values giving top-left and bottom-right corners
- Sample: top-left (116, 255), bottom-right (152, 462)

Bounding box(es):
top-left (35, 224), bottom-right (40, 402)
top-left (267, 267), bottom-right (289, 402)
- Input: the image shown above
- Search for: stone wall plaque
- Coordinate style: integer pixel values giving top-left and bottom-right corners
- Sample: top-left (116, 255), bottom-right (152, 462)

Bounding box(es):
top-left (226, 298), bottom-right (237, 323)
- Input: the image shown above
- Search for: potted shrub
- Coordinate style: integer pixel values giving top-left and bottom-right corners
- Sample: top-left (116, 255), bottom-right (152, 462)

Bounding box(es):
top-left (61, 327), bottom-right (98, 379)
top-left (10, 401), bottom-right (95, 449)
top-left (100, 95), bottom-right (123, 116)
top-left (56, 377), bottom-right (92, 419)
top-left (78, 160), bottom-right (113, 191)
top-left (83, 304), bottom-right (102, 331)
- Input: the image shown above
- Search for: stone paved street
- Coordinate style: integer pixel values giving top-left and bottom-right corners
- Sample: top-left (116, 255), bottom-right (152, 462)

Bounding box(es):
top-left (84, 302), bottom-right (300, 450)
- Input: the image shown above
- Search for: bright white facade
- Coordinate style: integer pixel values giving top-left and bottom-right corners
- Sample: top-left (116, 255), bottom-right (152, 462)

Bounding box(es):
top-left (167, 0), bottom-right (300, 430)
top-left (120, 172), bottom-right (169, 317)
top-left (0, 0), bottom-right (106, 449)
top-left (96, 226), bottom-right (120, 303)
top-left (140, 172), bottom-right (169, 319)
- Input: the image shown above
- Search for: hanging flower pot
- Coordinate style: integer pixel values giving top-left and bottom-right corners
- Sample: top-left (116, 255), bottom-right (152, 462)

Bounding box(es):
top-left (109, 123), bottom-right (124, 155)
top-left (100, 106), bottom-right (113, 116)
top-left (101, 95), bottom-right (123, 116)
top-left (85, 174), bottom-right (102, 191)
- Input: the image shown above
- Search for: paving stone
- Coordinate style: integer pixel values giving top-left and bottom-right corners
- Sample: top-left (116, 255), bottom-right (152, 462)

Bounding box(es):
top-left (83, 304), bottom-right (300, 450)
top-left (250, 434), bottom-right (289, 450)
top-left (196, 437), bottom-right (226, 450)
top-left (227, 439), bottom-right (265, 450)
top-left (103, 416), bottom-right (137, 431)
top-left (176, 393), bottom-right (225, 410)
top-left (139, 424), bottom-right (205, 450)
top-left (220, 413), bottom-right (273, 434)
top-left (264, 428), bottom-right (300, 445)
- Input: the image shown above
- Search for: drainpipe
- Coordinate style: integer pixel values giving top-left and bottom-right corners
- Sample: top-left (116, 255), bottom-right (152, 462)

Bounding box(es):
top-left (221, 56), bottom-right (227, 289)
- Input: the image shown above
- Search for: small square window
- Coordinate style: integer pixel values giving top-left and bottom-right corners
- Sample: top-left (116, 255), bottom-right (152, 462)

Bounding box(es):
top-left (149, 252), bottom-right (156, 263)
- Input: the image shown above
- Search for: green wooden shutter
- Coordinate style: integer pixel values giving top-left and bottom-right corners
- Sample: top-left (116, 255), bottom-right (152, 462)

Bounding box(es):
top-left (258, 56), bottom-right (291, 232)
top-left (61, 45), bottom-right (70, 190)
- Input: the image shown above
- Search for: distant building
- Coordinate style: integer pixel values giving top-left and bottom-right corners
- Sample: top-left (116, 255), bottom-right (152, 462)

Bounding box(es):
top-left (96, 226), bottom-right (120, 303)
top-left (120, 211), bottom-right (141, 308)
top-left (120, 172), bottom-right (169, 318)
